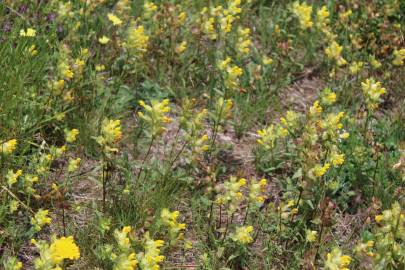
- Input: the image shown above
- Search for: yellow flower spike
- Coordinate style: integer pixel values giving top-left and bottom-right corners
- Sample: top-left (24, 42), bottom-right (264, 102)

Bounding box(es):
top-left (231, 225), bottom-right (254, 244)
top-left (65, 129), bottom-right (79, 143)
top-left (138, 99), bottom-right (172, 137)
top-left (309, 101), bottom-right (322, 117)
top-left (1, 139), bottom-right (17, 155)
top-left (99, 36), bottom-right (110, 44)
top-left (324, 248), bottom-right (351, 270)
top-left (125, 24), bottom-right (149, 57)
top-left (325, 41), bottom-right (347, 66)
top-left (236, 27), bottom-right (252, 55)
top-left (122, 226), bottom-right (132, 234)
top-left (20, 28), bottom-right (36, 37)
top-left (202, 17), bottom-right (217, 40)
top-left (392, 48), bottom-right (405, 66)
top-left (175, 41), bottom-right (187, 54)
top-left (291, 1), bottom-right (313, 29)
top-left (6, 169), bottom-right (23, 187)
top-left (366, 240), bottom-right (374, 248)
top-left (361, 78), bottom-right (386, 111)
top-left (108, 13), bottom-right (123, 26)
top-left (312, 163), bottom-right (331, 178)
top-left (306, 230), bottom-right (318, 242)
top-left (263, 56), bottom-right (273, 65)
top-left (68, 158), bottom-right (81, 172)
top-left (95, 64), bottom-right (105, 71)
top-left (31, 209), bottom-right (52, 231)
top-left (316, 6), bottom-right (329, 27)
top-left (143, 1), bottom-right (158, 18)
top-left (349, 61), bottom-right (364, 75)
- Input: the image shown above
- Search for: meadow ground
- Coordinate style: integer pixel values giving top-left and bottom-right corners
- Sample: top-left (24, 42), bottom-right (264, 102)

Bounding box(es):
top-left (0, 1), bottom-right (404, 269)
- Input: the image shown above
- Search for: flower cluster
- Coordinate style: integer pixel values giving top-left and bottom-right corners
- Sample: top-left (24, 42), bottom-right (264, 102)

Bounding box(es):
top-left (324, 247), bottom-right (351, 270)
top-left (218, 57), bottom-right (243, 90)
top-left (325, 41), bottom-right (347, 66)
top-left (248, 178), bottom-right (267, 207)
top-left (231, 225), bottom-right (254, 244)
top-left (0, 139), bottom-right (17, 155)
top-left (96, 119), bottom-right (123, 153)
top-left (236, 27), bottom-right (252, 56)
top-left (392, 48), bottom-right (405, 66)
top-left (216, 176), bottom-right (246, 214)
top-left (31, 209), bottom-right (52, 232)
top-left (125, 24), bottom-right (149, 58)
top-left (138, 233), bottom-right (165, 270)
top-left (31, 236), bottom-right (80, 269)
top-left (138, 99), bottom-right (172, 137)
top-left (112, 226), bottom-right (138, 270)
top-left (291, 2), bottom-right (313, 29)
top-left (361, 78), bottom-right (386, 111)
top-left (160, 208), bottom-right (186, 241)
top-left (368, 202), bottom-right (405, 269)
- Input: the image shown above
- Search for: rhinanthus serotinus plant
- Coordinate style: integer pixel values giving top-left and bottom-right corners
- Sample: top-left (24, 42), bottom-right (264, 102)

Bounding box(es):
top-left (1, 0), bottom-right (404, 269)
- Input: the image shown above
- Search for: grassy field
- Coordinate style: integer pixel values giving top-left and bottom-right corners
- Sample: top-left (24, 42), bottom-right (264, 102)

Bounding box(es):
top-left (0, 0), bottom-right (404, 269)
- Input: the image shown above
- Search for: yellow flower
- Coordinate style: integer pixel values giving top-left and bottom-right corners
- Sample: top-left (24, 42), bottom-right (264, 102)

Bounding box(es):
top-left (309, 100), bottom-right (322, 117)
top-left (96, 119), bottom-right (122, 152)
top-left (361, 78), bottom-right (386, 110)
top-left (256, 124), bottom-right (289, 150)
top-left (263, 56), bottom-right (273, 65)
top-left (68, 158), bottom-right (81, 172)
top-left (249, 178), bottom-right (267, 207)
top-left (375, 214), bottom-right (383, 223)
top-left (3, 257), bottom-right (22, 270)
top-left (6, 169), bottom-right (23, 187)
top-left (113, 252), bottom-right (138, 270)
top-left (312, 163), bottom-right (331, 177)
top-left (160, 209), bottom-right (186, 239)
top-left (50, 236), bottom-right (80, 264)
top-left (291, 1), bottom-right (313, 29)
top-left (231, 226), bottom-right (254, 244)
top-left (99, 36), bottom-right (110, 44)
top-left (369, 55), bottom-right (382, 69)
top-left (202, 17), bottom-right (217, 40)
top-left (139, 233), bottom-right (165, 270)
top-left (175, 41), bottom-right (187, 54)
top-left (177, 12), bottom-right (187, 24)
top-left (65, 129), bottom-right (79, 143)
top-left (306, 230), bottom-right (318, 242)
top-left (28, 44), bottom-right (38, 56)
top-left (143, 1), bottom-right (158, 18)
top-left (316, 6), bottom-right (329, 27)
top-left (125, 24), bottom-right (149, 57)
top-left (96, 64), bottom-right (106, 71)
top-left (138, 99), bottom-right (171, 137)
top-left (325, 248), bottom-right (351, 270)
top-left (330, 152), bottom-right (345, 167)
top-left (321, 88), bottom-right (337, 106)
top-left (108, 13), bottom-right (123, 26)
top-left (218, 57), bottom-right (243, 90)
top-left (366, 240), bottom-right (374, 248)
top-left (20, 28), bottom-right (36, 37)
top-left (339, 9), bottom-right (352, 22)
top-left (325, 41), bottom-right (347, 66)
top-left (31, 209), bottom-right (52, 232)
top-left (236, 27), bottom-right (252, 55)
top-left (349, 61), bottom-right (364, 75)
top-left (392, 48), bottom-right (405, 66)
top-left (1, 139), bottom-right (17, 154)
